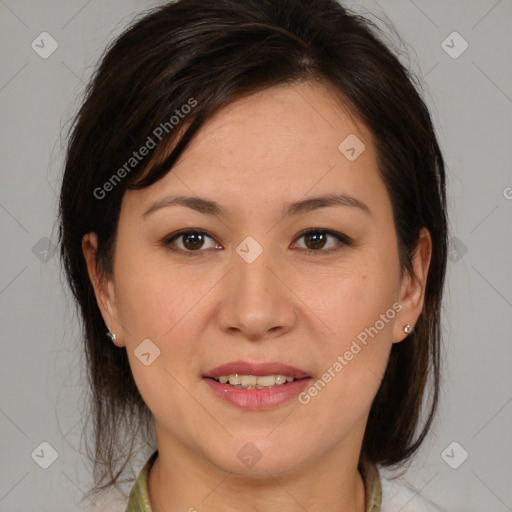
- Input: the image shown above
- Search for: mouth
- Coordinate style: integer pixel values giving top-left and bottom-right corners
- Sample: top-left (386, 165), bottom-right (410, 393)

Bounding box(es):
top-left (203, 360), bottom-right (312, 410)
top-left (204, 360), bottom-right (310, 382)
top-left (209, 373), bottom-right (301, 389)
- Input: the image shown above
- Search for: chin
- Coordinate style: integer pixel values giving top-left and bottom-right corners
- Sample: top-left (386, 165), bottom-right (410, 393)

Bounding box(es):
top-left (206, 439), bottom-right (309, 479)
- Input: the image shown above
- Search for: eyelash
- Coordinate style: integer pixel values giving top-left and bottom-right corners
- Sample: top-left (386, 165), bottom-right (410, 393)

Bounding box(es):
top-left (160, 228), bottom-right (352, 257)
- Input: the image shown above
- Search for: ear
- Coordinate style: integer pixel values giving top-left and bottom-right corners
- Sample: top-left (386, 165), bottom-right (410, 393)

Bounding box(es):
top-left (81, 232), bottom-right (125, 347)
top-left (393, 227), bottom-right (432, 344)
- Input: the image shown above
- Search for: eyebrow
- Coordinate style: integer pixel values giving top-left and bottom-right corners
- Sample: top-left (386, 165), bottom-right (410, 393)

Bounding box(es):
top-left (142, 192), bottom-right (371, 218)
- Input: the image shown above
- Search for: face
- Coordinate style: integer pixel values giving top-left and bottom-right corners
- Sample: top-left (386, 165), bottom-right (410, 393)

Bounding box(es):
top-left (84, 81), bottom-right (430, 478)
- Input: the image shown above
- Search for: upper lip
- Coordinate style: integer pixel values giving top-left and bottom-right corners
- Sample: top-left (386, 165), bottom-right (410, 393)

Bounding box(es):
top-left (204, 360), bottom-right (310, 379)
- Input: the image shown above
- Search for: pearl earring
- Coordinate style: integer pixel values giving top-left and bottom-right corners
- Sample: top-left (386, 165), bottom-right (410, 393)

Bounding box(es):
top-left (403, 324), bottom-right (413, 334)
top-left (106, 330), bottom-right (117, 342)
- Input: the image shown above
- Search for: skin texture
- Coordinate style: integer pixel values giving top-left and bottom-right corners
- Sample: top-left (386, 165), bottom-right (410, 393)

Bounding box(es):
top-left (83, 81), bottom-right (432, 512)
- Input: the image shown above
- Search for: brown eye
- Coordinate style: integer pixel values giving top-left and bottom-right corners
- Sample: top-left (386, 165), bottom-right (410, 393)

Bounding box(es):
top-left (162, 228), bottom-right (351, 257)
top-left (181, 231), bottom-right (207, 250)
top-left (293, 229), bottom-right (351, 254)
top-left (163, 230), bottom-right (219, 256)
top-left (303, 231), bottom-right (329, 250)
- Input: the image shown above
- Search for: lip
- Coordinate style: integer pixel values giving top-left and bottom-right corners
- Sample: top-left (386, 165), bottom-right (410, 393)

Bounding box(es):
top-left (203, 377), bottom-right (312, 411)
top-left (203, 360), bottom-right (310, 379)
top-left (202, 360), bottom-right (312, 411)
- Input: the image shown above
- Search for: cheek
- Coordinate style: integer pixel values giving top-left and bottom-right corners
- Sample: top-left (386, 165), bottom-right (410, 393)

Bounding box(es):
top-left (318, 259), bottom-right (399, 345)
top-left (113, 244), bottom-right (214, 342)
top-left (303, 260), bottom-right (399, 423)
top-left (113, 252), bottom-right (205, 428)
top-left (111, 245), bottom-right (214, 406)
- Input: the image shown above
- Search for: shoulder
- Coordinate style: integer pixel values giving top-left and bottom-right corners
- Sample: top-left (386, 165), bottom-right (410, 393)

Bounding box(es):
top-left (67, 451), bottom-right (157, 512)
top-left (378, 467), bottom-right (447, 512)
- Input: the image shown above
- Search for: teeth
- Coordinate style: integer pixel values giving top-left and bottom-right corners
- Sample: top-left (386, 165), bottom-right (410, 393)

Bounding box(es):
top-left (240, 375), bottom-right (257, 386)
top-left (215, 374), bottom-right (296, 388)
top-left (228, 374), bottom-right (241, 385)
top-left (250, 375), bottom-right (273, 386)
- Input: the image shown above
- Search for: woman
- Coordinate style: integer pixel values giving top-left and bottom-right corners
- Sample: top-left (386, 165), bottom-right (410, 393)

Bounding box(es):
top-left (59, 0), bottom-right (448, 510)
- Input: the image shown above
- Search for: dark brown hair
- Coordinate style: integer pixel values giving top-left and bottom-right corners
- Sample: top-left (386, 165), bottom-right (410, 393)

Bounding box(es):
top-left (58, 0), bottom-right (447, 495)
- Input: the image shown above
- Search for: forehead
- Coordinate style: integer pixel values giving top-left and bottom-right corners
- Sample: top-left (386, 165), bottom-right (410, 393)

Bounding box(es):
top-left (177, 82), bottom-right (369, 173)
top-left (125, 81), bottom-right (388, 217)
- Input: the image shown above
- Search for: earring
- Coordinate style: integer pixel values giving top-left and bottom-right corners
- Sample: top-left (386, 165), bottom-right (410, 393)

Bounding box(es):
top-left (403, 324), bottom-right (413, 334)
top-left (106, 330), bottom-right (117, 342)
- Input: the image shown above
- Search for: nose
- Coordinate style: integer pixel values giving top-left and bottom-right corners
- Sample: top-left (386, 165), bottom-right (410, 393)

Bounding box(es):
top-left (215, 248), bottom-right (297, 341)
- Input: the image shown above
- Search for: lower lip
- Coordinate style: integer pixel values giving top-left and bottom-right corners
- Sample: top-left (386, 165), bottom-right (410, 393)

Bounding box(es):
top-left (203, 377), bottom-right (312, 411)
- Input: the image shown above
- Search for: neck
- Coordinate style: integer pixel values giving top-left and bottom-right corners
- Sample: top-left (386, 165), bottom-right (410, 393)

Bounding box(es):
top-left (147, 435), bottom-right (367, 512)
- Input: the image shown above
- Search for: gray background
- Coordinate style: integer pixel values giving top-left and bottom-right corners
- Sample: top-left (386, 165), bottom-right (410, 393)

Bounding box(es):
top-left (1, 0), bottom-right (511, 511)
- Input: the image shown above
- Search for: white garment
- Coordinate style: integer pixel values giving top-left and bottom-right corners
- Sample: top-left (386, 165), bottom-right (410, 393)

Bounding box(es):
top-left (380, 473), bottom-right (447, 512)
